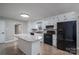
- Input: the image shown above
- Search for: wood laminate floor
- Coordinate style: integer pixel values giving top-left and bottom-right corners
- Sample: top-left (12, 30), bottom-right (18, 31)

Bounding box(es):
top-left (0, 41), bottom-right (76, 55)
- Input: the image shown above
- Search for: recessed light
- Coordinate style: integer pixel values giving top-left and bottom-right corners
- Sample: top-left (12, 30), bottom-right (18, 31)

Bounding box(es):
top-left (20, 14), bottom-right (30, 18)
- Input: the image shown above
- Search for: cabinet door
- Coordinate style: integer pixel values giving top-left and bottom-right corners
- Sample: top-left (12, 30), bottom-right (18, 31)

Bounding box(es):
top-left (53, 35), bottom-right (57, 47)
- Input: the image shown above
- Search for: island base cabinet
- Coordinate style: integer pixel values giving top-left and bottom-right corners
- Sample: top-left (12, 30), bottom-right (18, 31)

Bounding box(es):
top-left (17, 39), bottom-right (40, 55)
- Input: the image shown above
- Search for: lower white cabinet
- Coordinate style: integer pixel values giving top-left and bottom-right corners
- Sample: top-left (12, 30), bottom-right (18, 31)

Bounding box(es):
top-left (18, 38), bottom-right (40, 55)
top-left (53, 35), bottom-right (57, 47)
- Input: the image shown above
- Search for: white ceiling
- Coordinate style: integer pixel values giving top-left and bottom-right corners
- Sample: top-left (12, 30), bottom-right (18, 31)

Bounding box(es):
top-left (0, 3), bottom-right (79, 21)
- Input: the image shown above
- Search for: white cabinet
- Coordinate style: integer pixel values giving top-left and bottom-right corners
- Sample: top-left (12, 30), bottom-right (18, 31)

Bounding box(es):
top-left (53, 35), bottom-right (57, 47)
top-left (18, 38), bottom-right (40, 55)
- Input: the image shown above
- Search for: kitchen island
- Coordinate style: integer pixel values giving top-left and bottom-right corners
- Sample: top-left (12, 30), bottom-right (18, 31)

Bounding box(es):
top-left (14, 34), bottom-right (42, 55)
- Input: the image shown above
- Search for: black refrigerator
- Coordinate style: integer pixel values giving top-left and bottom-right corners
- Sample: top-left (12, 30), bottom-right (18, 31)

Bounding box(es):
top-left (57, 21), bottom-right (77, 54)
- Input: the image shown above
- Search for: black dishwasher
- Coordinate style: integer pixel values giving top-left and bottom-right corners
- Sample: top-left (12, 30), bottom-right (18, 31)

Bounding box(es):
top-left (44, 33), bottom-right (52, 45)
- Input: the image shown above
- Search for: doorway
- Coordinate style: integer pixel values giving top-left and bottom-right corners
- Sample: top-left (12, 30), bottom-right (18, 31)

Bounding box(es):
top-left (15, 24), bottom-right (23, 34)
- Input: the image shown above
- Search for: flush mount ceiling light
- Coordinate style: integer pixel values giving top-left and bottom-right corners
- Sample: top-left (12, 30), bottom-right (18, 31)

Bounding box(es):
top-left (20, 14), bottom-right (30, 18)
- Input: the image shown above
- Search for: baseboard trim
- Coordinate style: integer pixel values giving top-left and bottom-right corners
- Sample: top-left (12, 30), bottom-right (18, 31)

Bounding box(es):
top-left (0, 42), bottom-right (5, 44)
top-left (4, 39), bottom-right (18, 43)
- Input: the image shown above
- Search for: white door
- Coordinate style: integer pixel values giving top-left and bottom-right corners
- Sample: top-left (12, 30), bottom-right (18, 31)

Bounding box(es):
top-left (0, 20), bottom-right (5, 43)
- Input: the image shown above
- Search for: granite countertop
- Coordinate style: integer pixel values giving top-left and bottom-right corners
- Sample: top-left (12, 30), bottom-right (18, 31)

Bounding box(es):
top-left (14, 34), bottom-right (42, 42)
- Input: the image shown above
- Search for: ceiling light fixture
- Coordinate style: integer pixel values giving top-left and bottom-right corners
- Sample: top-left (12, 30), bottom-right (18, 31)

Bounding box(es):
top-left (20, 14), bottom-right (30, 18)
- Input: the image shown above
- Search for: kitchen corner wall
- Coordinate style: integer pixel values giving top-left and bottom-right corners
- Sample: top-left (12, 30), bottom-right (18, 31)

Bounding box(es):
top-left (0, 17), bottom-right (28, 42)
